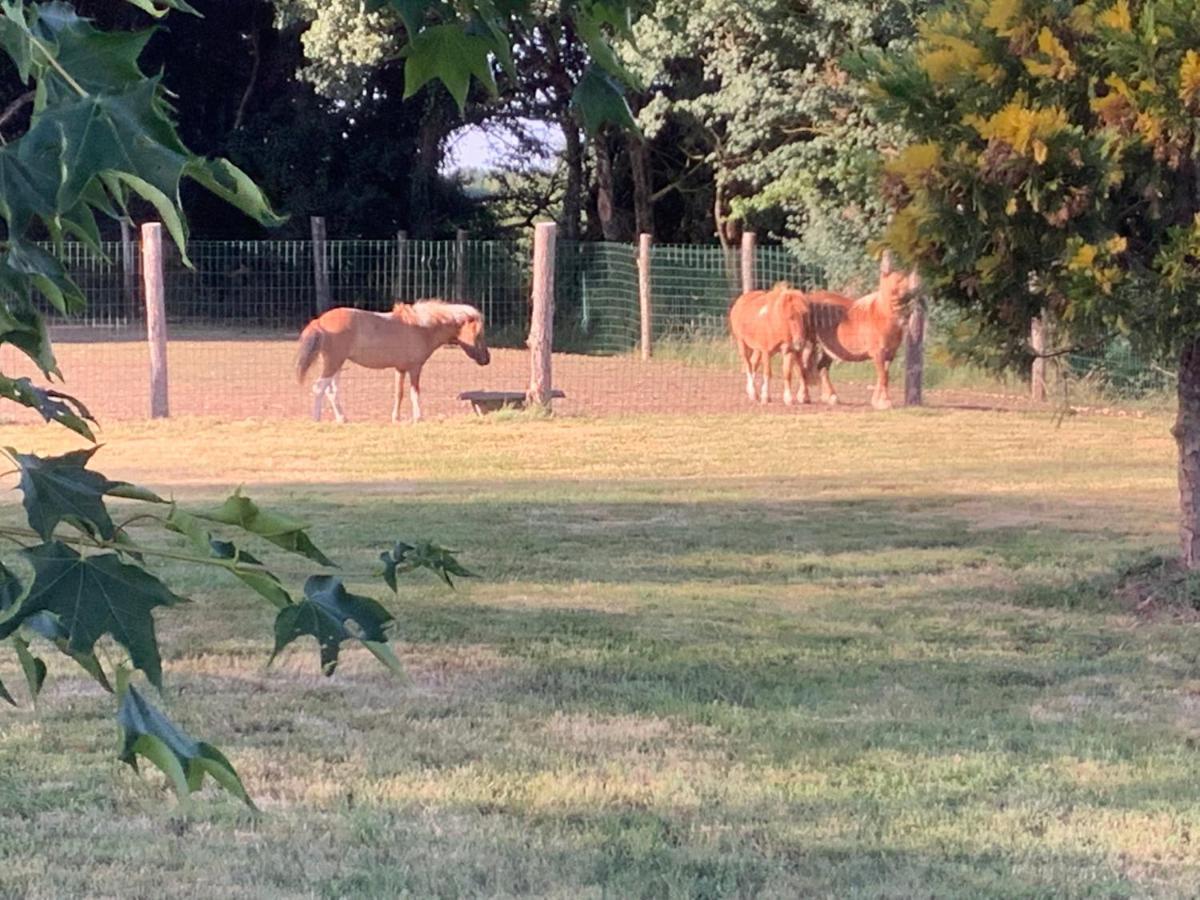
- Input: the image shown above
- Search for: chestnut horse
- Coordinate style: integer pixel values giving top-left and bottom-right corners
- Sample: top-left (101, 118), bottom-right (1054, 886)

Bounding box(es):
top-left (296, 299), bottom-right (490, 423)
top-left (800, 260), bottom-right (917, 410)
top-left (728, 282), bottom-right (811, 405)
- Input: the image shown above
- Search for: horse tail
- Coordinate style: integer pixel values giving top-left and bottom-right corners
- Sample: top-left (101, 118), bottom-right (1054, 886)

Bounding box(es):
top-left (295, 322), bottom-right (324, 383)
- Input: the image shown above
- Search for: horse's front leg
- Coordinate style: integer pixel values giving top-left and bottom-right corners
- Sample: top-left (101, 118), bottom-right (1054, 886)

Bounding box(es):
top-left (872, 353), bottom-right (893, 410)
top-left (759, 353), bottom-right (772, 403)
top-left (741, 343), bottom-right (758, 402)
top-left (409, 365), bottom-right (423, 423)
top-left (392, 369), bottom-right (406, 423)
top-left (782, 351), bottom-right (795, 406)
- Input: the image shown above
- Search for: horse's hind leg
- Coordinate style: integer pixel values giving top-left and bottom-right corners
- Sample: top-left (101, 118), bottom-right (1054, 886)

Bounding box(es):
top-left (408, 365), bottom-right (423, 423)
top-left (815, 351), bottom-right (839, 405)
top-left (392, 369), bottom-right (406, 423)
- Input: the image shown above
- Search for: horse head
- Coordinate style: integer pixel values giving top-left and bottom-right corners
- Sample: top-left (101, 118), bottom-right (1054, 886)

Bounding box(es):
top-left (455, 311), bottom-right (491, 365)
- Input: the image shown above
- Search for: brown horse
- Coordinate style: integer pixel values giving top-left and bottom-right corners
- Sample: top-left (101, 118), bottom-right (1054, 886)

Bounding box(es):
top-left (729, 282), bottom-right (812, 405)
top-left (296, 299), bottom-right (490, 422)
top-left (800, 261), bottom-right (917, 410)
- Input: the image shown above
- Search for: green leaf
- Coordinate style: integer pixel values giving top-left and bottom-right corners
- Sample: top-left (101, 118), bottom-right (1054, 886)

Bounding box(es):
top-left (379, 540), bottom-right (475, 590)
top-left (403, 24), bottom-right (498, 110)
top-left (117, 684), bottom-right (256, 808)
top-left (118, 0), bottom-right (201, 19)
top-left (271, 575), bottom-right (395, 676)
top-left (166, 506), bottom-right (293, 610)
top-left (192, 490), bottom-right (335, 567)
top-left (573, 6), bottom-right (640, 88)
top-left (571, 65), bottom-right (637, 135)
top-left (21, 610), bottom-right (113, 692)
top-left (0, 541), bottom-right (186, 688)
top-left (4, 241), bottom-right (86, 313)
top-left (0, 301), bottom-right (58, 377)
top-left (9, 446), bottom-right (116, 540)
top-left (12, 634), bottom-right (46, 701)
top-left (33, 8), bottom-right (153, 98)
top-left (183, 159), bottom-right (285, 228)
top-left (0, 377), bottom-right (95, 440)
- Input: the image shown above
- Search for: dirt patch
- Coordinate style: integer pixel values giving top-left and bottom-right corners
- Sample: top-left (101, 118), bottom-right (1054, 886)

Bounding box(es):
top-left (0, 327), bottom-right (1053, 424)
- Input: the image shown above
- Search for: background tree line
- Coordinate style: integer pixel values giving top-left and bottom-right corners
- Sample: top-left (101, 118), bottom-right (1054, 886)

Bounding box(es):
top-left (0, 0), bottom-right (924, 284)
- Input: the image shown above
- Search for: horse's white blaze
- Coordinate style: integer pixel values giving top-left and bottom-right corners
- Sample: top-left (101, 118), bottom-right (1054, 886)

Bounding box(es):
top-left (758, 304), bottom-right (769, 316)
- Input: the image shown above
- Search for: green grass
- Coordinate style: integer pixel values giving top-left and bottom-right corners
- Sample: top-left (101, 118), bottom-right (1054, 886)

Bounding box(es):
top-left (1, 410), bottom-right (1198, 898)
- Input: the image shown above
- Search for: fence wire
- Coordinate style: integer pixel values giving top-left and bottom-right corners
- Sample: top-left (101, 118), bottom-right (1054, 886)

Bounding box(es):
top-left (0, 235), bottom-right (1176, 425)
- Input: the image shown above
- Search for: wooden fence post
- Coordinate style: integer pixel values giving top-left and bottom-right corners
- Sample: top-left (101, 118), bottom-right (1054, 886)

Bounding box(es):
top-left (740, 231), bottom-right (756, 294)
top-left (395, 229), bottom-right (408, 300)
top-left (638, 233), bottom-right (652, 360)
top-left (527, 222), bottom-right (556, 409)
top-left (455, 227), bottom-right (468, 300)
top-left (141, 222), bottom-right (169, 419)
top-left (311, 216), bottom-right (332, 312)
top-left (905, 277), bottom-right (926, 407)
top-left (1031, 315), bottom-right (1047, 401)
top-left (120, 218), bottom-right (137, 320)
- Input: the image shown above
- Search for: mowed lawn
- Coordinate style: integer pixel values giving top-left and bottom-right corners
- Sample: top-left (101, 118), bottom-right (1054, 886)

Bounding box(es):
top-left (2, 408), bottom-right (1199, 898)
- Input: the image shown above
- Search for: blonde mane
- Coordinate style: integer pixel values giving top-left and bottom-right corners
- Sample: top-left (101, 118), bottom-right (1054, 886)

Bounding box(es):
top-left (391, 299), bottom-right (482, 327)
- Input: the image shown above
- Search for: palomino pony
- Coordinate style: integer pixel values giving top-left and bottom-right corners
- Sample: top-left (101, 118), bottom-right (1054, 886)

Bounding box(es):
top-left (800, 260), bottom-right (918, 410)
top-left (728, 282), bottom-right (812, 405)
top-left (296, 299), bottom-right (490, 422)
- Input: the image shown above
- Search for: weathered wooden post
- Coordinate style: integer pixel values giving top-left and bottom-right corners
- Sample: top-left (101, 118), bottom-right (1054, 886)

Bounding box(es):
top-left (395, 229), bottom-right (408, 300)
top-left (455, 227), bottom-right (468, 300)
top-left (141, 222), bottom-right (169, 419)
top-left (311, 215), bottom-right (332, 312)
top-left (527, 222), bottom-right (556, 409)
top-left (120, 218), bottom-right (137, 320)
top-left (1031, 315), bottom-right (1047, 401)
top-left (740, 230), bottom-right (756, 295)
top-left (904, 272), bottom-right (926, 407)
top-left (638, 233), bottom-right (652, 360)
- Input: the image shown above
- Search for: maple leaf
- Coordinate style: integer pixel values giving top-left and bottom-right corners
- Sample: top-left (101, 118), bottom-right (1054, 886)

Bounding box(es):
top-left (117, 683), bottom-right (255, 809)
top-left (0, 542), bottom-right (185, 688)
top-left (272, 575), bottom-right (399, 676)
top-left (192, 490), bottom-right (335, 568)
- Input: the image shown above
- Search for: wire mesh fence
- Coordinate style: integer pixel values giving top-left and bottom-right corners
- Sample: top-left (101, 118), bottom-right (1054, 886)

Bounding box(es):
top-left (0, 233), bottom-right (1178, 425)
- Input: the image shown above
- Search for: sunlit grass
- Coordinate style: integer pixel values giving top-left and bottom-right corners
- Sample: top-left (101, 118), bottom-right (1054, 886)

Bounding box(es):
top-left (1, 408), bottom-right (1198, 897)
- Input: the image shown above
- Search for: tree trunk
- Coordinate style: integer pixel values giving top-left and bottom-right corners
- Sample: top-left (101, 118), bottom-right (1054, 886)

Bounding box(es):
top-left (561, 115), bottom-right (583, 241)
top-left (410, 99), bottom-right (447, 237)
top-left (594, 132), bottom-right (619, 242)
top-left (629, 135), bottom-right (653, 237)
top-left (1176, 339), bottom-right (1200, 568)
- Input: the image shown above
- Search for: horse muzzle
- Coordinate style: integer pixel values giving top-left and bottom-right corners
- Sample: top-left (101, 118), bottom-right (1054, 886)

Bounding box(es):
top-left (471, 346), bottom-right (491, 366)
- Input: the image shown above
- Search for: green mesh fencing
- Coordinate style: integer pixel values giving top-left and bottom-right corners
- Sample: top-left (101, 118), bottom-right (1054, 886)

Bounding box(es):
top-left (553, 240), bottom-right (639, 354)
top-left (0, 235), bottom-right (1179, 421)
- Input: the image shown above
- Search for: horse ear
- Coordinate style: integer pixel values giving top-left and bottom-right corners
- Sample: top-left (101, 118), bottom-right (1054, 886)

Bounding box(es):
top-left (880, 251), bottom-right (894, 276)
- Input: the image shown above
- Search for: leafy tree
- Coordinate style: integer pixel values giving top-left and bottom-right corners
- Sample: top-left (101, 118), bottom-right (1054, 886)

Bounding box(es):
top-left (857, 0), bottom-right (1200, 566)
top-left (626, 0), bottom-right (922, 281)
top-left (0, 0), bottom-right (471, 806)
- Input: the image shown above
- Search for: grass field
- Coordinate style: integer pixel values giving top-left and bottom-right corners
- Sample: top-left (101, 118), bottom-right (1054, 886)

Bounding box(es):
top-left (1, 408), bottom-right (1199, 898)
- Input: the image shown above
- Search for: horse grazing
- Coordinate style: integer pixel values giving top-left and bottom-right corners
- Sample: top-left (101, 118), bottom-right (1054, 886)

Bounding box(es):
top-left (729, 282), bottom-right (812, 405)
top-left (295, 299), bottom-right (490, 423)
top-left (800, 260), bottom-right (917, 410)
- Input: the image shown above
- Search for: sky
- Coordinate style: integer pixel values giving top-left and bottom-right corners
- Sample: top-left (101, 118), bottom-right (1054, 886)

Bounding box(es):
top-left (440, 119), bottom-right (565, 175)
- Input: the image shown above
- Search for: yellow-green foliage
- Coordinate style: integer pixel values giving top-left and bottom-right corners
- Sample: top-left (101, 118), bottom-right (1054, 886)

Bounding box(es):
top-left (860, 0), bottom-right (1200, 367)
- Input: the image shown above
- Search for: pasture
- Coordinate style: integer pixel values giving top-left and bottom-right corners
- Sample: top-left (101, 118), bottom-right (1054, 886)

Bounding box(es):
top-left (2, 407), bottom-right (1199, 898)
